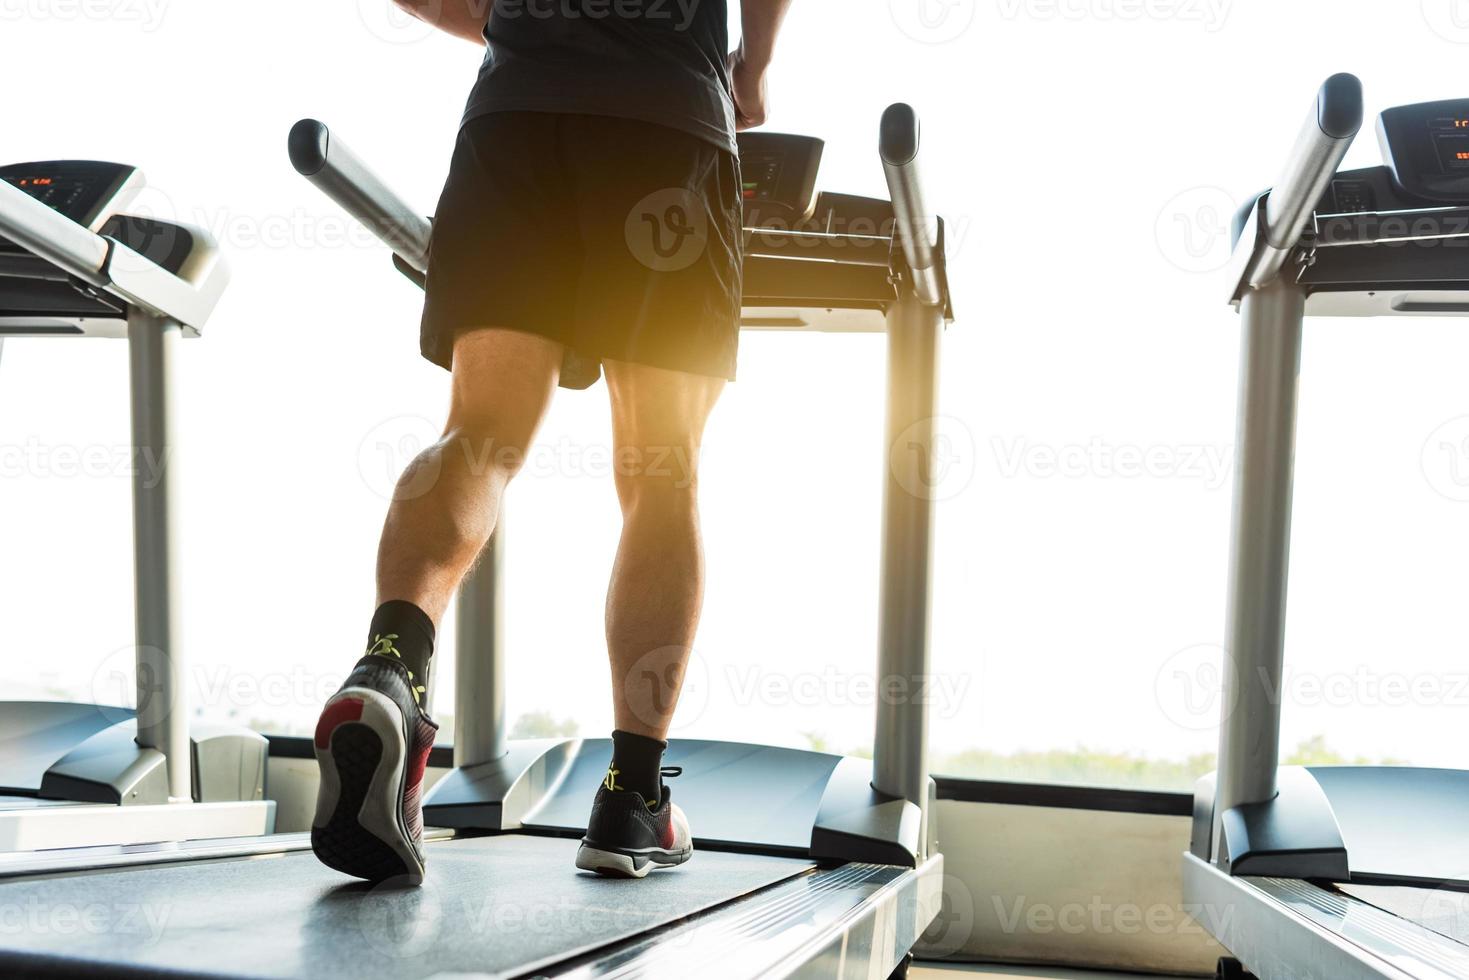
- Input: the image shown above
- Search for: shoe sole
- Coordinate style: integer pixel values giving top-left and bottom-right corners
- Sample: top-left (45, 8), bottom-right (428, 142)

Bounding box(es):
top-left (311, 688), bottom-right (423, 884)
top-left (575, 843), bottom-right (693, 879)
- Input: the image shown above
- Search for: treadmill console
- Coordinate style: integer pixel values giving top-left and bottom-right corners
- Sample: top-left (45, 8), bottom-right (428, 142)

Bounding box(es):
top-left (1302, 100), bottom-right (1469, 224)
top-left (1378, 100), bottom-right (1469, 203)
top-left (0, 160), bottom-right (184, 332)
top-left (0, 160), bottom-right (139, 240)
top-left (737, 132), bottom-right (824, 228)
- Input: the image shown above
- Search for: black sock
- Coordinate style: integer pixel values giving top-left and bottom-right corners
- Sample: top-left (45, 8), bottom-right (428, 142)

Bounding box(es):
top-left (608, 730), bottom-right (667, 809)
top-left (364, 600), bottom-right (436, 700)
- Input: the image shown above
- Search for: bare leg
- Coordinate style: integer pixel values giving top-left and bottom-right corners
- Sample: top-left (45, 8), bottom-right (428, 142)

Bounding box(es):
top-left (603, 359), bottom-right (725, 740)
top-left (376, 328), bottom-right (563, 624)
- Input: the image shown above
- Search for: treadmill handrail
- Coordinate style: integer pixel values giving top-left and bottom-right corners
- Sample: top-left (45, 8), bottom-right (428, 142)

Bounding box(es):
top-left (288, 119), bottom-right (432, 273)
top-left (879, 103), bottom-right (943, 307)
top-left (0, 178), bottom-right (111, 287)
top-left (1242, 73), bottom-right (1364, 289)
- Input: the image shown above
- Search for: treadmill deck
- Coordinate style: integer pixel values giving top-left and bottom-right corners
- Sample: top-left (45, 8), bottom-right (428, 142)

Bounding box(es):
top-left (0, 834), bottom-right (814, 979)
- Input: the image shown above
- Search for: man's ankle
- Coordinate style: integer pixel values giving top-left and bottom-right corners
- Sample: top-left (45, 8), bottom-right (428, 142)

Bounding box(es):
top-left (364, 600), bottom-right (436, 704)
top-left (607, 730), bottom-right (668, 808)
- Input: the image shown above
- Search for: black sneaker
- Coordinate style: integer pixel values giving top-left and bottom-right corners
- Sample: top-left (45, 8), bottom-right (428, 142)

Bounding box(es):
top-left (576, 766), bottom-right (693, 878)
top-left (311, 656), bottom-right (438, 884)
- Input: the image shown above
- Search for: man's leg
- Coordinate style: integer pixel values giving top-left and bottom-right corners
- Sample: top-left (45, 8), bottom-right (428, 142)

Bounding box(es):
top-left (312, 327), bottom-right (561, 885)
top-left (574, 358), bottom-right (723, 878)
top-left (603, 359), bottom-right (724, 783)
top-left (377, 327), bottom-right (564, 625)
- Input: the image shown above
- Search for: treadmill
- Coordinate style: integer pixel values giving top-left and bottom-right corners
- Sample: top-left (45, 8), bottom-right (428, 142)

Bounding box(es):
top-left (0, 162), bottom-right (273, 854)
top-left (1184, 73), bottom-right (1469, 980)
top-left (0, 105), bottom-right (953, 979)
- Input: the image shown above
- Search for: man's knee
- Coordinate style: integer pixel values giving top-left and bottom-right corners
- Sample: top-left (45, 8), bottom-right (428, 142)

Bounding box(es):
top-left (441, 331), bottom-right (563, 481)
top-left (439, 418), bottom-right (534, 483)
top-left (443, 327), bottom-right (561, 474)
top-left (613, 442), bottom-right (702, 514)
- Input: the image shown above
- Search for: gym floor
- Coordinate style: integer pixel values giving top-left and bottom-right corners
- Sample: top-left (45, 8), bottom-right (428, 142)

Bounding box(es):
top-left (913, 965), bottom-right (1193, 979)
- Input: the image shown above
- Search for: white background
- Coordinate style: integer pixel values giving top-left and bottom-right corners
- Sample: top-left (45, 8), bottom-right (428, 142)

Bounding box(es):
top-left (4, 0), bottom-right (1469, 789)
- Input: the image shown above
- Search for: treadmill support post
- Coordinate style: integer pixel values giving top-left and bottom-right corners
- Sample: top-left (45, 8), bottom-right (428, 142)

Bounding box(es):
top-left (455, 529), bottom-right (508, 766)
top-left (128, 309), bottom-right (192, 804)
top-left (873, 288), bottom-right (942, 834)
top-left (1213, 275), bottom-right (1305, 856)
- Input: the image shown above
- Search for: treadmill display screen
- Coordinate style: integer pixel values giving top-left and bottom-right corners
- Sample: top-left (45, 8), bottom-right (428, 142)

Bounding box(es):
top-left (1428, 115), bottom-right (1469, 171)
top-left (0, 161), bottom-right (138, 231)
top-left (3, 175), bottom-right (102, 219)
top-left (741, 151), bottom-right (785, 203)
top-left (734, 132), bottom-right (824, 226)
top-left (1438, 137), bottom-right (1469, 170)
top-left (1380, 100), bottom-right (1469, 202)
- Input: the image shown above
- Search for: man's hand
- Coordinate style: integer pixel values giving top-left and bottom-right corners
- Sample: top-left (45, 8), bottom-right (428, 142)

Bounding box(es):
top-left (728, 47), bottom-right (770, 131)
top-left (730, 0), bottom-right (792, 131)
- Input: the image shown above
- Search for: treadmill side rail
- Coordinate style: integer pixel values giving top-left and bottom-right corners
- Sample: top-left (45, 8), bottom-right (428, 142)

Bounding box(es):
top-left (0, 800), bottom-right (275, 852)
top-left (1182, 853), bottom-right (1469, 980)
top-left (548, 854), bottom-right (945, 980)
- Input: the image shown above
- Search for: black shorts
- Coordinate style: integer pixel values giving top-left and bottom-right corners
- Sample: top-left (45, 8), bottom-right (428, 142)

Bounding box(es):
top-left (420, 112), bottom-right (743, 389)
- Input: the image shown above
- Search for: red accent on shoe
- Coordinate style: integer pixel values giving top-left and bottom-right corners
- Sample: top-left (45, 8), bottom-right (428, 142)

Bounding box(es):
top-left (315, 697), bottom-right (365, 749)
top-left (406, 719), bottom-right (435, 787)
top-left (404, 717), bottom-right (437, 839)
top-left (657, 813), bottom-right (677, 850)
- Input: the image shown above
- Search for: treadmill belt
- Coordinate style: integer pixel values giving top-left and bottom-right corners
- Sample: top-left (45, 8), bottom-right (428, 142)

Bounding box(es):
top-left (1341, 883), bottom-right (1469, 948)
top-left (0, 834), bottom-right (814, 979)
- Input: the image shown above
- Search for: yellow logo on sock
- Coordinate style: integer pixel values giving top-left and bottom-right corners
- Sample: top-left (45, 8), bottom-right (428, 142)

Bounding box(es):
top-left (366, 634), bottom-right (426, 706)
top-left (367, 633), bottom-right (403, 659)
top-left (604, 767), bottom-right (623, 792)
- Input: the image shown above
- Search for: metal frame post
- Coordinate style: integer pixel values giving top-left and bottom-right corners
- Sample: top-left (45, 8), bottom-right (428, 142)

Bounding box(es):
top-left (1213, 275), bottom-right (1306, 854)
top-left (871, 104), bottom-right (948, 857)
top-left (872, 289), bottom-right (943, 821)
top-left (1208, 74), bottom-right (1362, 859)
top-left (454, 528), bottom-right (507, 767)
top-left (128, 308), bottom-right (192, 804)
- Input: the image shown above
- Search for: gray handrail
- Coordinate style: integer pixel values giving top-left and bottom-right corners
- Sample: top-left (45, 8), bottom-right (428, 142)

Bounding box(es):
top-left (0, 178), bottom-right (111, 286)
top-left (879, 103), bottom-right (943, 307)
top-left (288, 119), bottom-right (433, 273)
top-left (1246, 74), bottom-right (1364, 287)
top-left (1266, 73), bottom-right (1364, 248)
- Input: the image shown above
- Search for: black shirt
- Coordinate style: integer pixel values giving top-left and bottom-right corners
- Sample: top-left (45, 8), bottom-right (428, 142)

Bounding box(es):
top-left (463, 0), bottom-right (736, 154)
